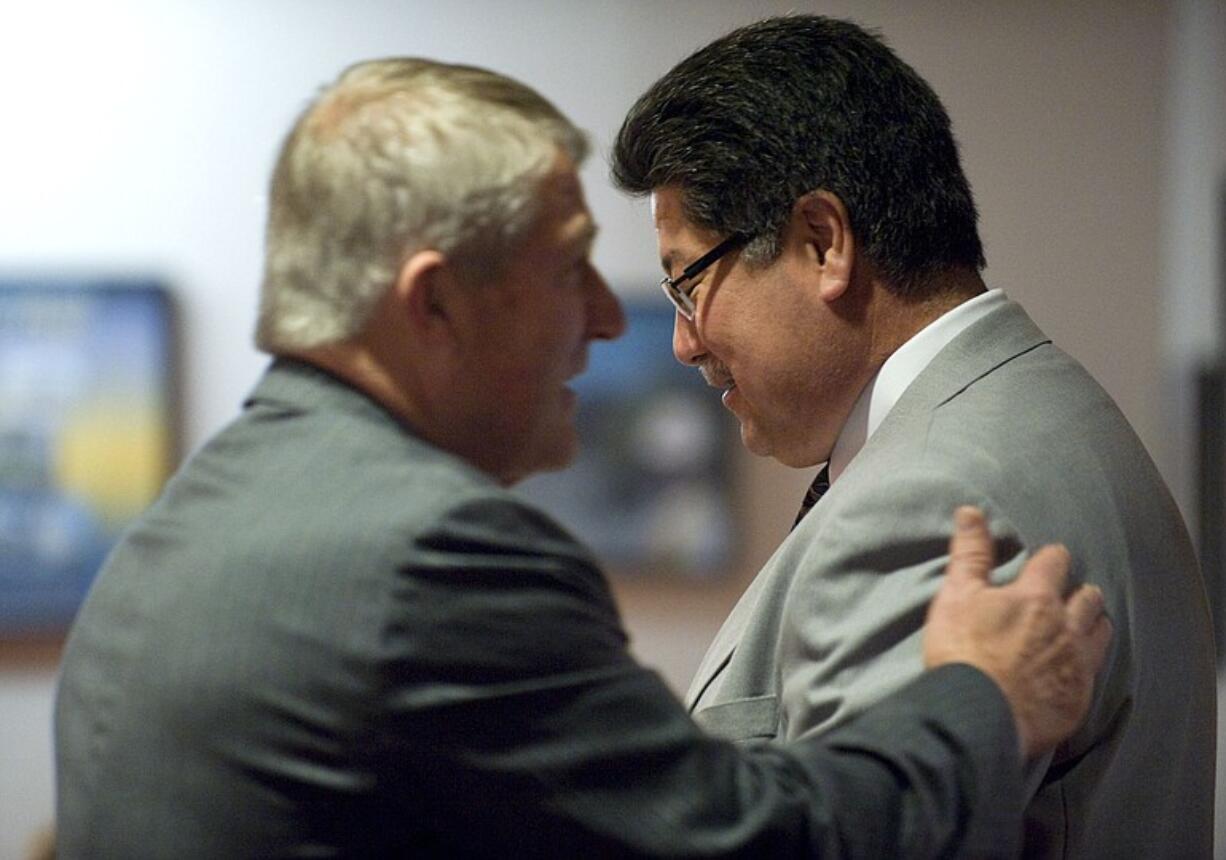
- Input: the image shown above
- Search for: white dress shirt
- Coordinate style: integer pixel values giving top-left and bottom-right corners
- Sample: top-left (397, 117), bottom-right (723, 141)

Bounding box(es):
top-left (827, 289), bottom-right (1007, 484)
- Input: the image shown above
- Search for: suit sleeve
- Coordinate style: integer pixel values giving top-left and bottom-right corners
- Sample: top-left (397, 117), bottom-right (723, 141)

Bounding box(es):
top-left (775, 460), bottom-right (1049, 784)
top-left (371, 493), bottom-right (1024, 858)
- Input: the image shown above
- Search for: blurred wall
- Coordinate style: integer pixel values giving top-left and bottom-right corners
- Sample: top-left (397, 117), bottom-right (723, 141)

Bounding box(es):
top-left (0, 1), bottom-right (1203, 856)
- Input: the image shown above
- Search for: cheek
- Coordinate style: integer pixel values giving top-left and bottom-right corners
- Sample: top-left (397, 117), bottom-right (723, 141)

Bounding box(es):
top-left (546, 312), bottom-right (590, 366)
top-left (721, 330), bottom-right (778, 389)
top-left (743, 336), bottom-right (817, 409)
top-left (705, 296), bottom-right (776, 368)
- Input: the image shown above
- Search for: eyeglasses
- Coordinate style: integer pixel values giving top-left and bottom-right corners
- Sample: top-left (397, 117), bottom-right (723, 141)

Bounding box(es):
top-left (659, 233), bottom-right (749, 320)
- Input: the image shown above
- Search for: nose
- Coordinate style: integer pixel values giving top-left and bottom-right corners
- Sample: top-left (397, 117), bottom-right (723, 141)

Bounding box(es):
top-left (585, 263), bottom-right (627, 341)
top-left (672, 309), bottom-right (705, 366)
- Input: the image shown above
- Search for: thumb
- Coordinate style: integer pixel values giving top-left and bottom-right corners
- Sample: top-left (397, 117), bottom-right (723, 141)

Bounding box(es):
top-left (945, 506), bottom-right (995, 587)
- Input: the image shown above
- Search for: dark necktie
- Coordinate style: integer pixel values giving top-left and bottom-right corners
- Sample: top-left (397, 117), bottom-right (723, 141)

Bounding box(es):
top-left (792, 464), bottom-right (831, 530)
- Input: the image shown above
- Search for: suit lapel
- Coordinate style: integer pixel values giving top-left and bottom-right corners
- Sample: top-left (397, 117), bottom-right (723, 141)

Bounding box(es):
top-left (683, 301), bottom-right (1051, 713)
top-left (685, 641), bottom-right (737, 712)
top-left (683, 559), bottom-right (781, 710)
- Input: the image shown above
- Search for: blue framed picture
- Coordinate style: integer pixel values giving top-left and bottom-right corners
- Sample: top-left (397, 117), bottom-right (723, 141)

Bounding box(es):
top-left (515, 303), bottom-right (739, 579)
top-left (0, 281), bottom-right (176, 636)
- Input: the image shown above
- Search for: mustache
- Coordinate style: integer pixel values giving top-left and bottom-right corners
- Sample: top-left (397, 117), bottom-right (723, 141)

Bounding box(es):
top-left (699, 359), bottom-right (735, 389)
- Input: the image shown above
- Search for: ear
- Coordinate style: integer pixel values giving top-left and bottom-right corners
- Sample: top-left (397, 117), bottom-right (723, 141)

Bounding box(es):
top-left (388, 248), bottom-right (458, 346)
top-left (793, 190), bottom-right (855, 303)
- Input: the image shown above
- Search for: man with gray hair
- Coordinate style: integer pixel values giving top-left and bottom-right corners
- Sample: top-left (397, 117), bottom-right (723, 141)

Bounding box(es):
top-left (55, 58), bottom-right (1108, 857)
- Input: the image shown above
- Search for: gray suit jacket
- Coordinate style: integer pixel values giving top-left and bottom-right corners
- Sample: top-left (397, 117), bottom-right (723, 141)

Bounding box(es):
top-left (56, 359), bottom-right (1027, 858)
top-left (687, 300), bottom-right (1217, 858)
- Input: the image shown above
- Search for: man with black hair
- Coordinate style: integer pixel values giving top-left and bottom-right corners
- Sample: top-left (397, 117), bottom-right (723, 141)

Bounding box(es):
top-left (614, 15), bottom-right (1215, 858)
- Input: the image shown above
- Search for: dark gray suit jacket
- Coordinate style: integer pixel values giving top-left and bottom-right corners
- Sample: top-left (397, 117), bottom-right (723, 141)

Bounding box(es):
top-left (56, 359), bottom-right (1026, 858)
top-left (687, 301), bottom-right (1217, 858)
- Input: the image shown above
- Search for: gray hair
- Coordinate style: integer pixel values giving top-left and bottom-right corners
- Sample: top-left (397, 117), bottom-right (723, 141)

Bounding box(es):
top-left (256, 58), bottom-right (588, 352)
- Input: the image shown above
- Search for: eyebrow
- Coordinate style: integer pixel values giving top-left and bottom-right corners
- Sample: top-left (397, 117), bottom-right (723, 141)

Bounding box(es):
top-left (662, 234), bottom-right (749, 282)
top-left (659, 244), bottom-right (706, 278)
top-left (660, 250), bottom-right (679, 278)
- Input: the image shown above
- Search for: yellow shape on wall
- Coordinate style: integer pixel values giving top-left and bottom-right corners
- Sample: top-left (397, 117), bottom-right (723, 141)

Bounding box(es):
top-left (52, 400), bottom-right (169, 528)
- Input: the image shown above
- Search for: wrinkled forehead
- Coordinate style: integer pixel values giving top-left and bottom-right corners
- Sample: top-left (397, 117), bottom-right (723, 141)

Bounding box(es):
top-left (649, 185), bottom-right (710, 232)
top-left (541, 158), bottom-right (593, 214)
top-left (516, 160), bottom-right (597, 255)
top-left (650, 187), bottom-right (723, 274)
top-left (648, 187), bottom-right (677, 231)
top-left (540, 157), bottom-right (586, 203)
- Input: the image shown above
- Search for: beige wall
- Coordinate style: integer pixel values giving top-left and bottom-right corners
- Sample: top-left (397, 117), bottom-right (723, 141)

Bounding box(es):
top-left (0, 1), bottom-right (1202, 856)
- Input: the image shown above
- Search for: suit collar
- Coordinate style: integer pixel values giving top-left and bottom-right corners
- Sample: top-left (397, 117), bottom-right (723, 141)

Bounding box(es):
top-left (246, 357), bottom-right (409, 430)
top-left (244, 357), bottom-right (502, 492)
top-left (832, 299), bottom-right (1050, 491)
top-left (889, 298), bottom-right (1050, 417)
top-left (683, 301), bottom-right (1051, 708)
top-left (830, 290), bottom-right (1007, 483)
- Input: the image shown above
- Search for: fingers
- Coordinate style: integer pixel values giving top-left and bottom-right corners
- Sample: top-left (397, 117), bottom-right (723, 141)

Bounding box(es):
top-left (1084, 613), bottom-right (1113, 675)
top-left (945, 506), bottom-right (994, 586)
top-left (1067, 584), bottom-right (1112, 674)
top-left (1015, 542), bottom-right (1071, 597)
top-left (1066, 584), bottom-right (1106, 635)
top-left (930, 517), bottom-right (1113, 760)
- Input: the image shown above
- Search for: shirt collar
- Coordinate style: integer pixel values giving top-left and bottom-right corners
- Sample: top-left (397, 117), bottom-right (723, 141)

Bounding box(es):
top-left (827, 288), bottom-right (1007, 483)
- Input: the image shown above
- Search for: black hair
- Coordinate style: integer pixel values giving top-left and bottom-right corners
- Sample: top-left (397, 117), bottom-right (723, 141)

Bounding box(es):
top-left (612, 15), bottom-right (985, 295)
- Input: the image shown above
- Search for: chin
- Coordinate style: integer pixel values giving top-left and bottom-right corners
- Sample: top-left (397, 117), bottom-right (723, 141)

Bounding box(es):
top-left (739, 423), bottom-right (823, 468)
top-left (532, 429), bottom-right (581, 475)
top-left (737, 419), bottom-right (774, 458)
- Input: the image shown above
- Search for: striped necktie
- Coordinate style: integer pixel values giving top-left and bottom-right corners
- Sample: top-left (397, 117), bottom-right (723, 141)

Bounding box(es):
top-left (792, 464), bottom-right (831, 530)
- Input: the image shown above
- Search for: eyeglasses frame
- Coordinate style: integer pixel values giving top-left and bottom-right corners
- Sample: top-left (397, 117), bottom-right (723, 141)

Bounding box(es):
top-left (659, 233), bottom-right (750, 320)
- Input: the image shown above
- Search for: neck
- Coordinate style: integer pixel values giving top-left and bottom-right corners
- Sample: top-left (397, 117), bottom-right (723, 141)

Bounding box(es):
top-left (283, 341), bottom-right (428, 435)
top-left (285, 340), bottom-right (527, 487)
top-left (866, 268), bottom-right (986, 370)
